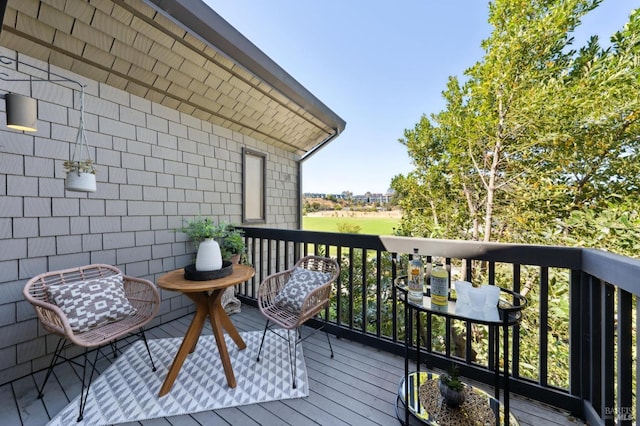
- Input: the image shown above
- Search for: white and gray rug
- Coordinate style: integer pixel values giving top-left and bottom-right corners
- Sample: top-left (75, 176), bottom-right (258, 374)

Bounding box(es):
top-left (48, 330), bottom-right (308, 425)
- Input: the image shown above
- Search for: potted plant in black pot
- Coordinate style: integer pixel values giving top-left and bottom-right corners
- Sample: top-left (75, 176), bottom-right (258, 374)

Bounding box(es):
top-left (438, 364), bottom-right (466, 407)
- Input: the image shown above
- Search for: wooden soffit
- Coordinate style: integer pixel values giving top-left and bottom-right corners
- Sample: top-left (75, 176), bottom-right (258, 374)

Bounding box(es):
top-left (0, 0), bottom-right (345, 154)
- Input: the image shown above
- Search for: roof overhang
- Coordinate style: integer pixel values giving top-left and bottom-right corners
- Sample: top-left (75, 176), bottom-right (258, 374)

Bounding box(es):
top-left (0, 0), bottom-right (345, 155)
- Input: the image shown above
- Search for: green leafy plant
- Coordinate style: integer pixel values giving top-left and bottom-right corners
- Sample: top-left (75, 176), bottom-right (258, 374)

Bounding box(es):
top-left (440, 364), bottom-right (464, 392)
top-left (176, 216), bottom-right (225, 241)
top-left (219, 224), bottom-right (246, 262)
top-left (63, 160), bottom-right (96, 174)
top-left (175, 218), bottom-right (246, 262)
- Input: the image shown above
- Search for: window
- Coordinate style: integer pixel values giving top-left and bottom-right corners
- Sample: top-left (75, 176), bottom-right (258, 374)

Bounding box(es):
top-left (242, 148), bottom-right (266, 223)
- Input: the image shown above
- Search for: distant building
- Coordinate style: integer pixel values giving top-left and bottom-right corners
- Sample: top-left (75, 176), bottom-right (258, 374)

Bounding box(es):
top-left (352, 193), bottom-right (391, 204)
top-left (304, 192), bottom-right (392, 203)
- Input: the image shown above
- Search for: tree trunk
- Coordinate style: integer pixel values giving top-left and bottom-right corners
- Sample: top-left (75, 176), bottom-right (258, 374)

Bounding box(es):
top-left (463, 182), bottom-right (479, 241)
top-left (483, 92), bottom-right (505, 243)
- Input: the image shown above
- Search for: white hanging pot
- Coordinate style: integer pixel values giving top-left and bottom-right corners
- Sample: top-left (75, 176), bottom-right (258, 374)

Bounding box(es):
top-left (65, 87), bottom-right (98, 194)
top-left (65, 171), bottom-right (96, 192)
top-left (196, 238), bottom-right (223, 271)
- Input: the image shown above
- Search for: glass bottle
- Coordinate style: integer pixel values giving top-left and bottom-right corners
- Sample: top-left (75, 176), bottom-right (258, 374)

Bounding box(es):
top-left (408, 248), bottom-right (424, 304)
top-left (430, 259), bottom-right (449, 311)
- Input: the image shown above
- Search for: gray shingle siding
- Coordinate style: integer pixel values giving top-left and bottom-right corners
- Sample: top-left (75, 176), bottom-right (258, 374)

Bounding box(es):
top-left (0, 50), bottom-right (300, 385)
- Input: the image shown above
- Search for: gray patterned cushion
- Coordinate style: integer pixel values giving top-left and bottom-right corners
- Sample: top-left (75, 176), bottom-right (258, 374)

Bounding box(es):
top-left (46, 274), bottom-right (136, 332)
top-left (274, 267), bottom-right (332, 312)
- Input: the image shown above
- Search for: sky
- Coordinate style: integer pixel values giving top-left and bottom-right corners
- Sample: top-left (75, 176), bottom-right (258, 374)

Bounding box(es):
top-left (205, 1), bottom-right (636, 195)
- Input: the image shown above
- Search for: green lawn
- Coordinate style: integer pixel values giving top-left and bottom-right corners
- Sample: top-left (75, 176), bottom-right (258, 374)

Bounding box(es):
top-left (302, 215), bottom-right (400, 235)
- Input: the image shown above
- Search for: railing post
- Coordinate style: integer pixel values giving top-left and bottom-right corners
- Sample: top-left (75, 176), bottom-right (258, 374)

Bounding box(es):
top-left (617, 289), bottom-right (633, 425)
top-left (539, 266), bottom-right (549, 387)
top-left (361, 248), bottom-right (367, 334)
top-left (569, 269), bottom-right (583, 398)
top-left (637, 296), bottom-right (640, 426)
top-left (336, 246), bottom-right (343, 329)
top-left (511, 263), bottom-right (521, 379)
top-left (391, 252), bottom-right (398, 343)
top-left (602, 283), bottom-right (615, 426)
top-left (589, 275), bottom-right (603, 419)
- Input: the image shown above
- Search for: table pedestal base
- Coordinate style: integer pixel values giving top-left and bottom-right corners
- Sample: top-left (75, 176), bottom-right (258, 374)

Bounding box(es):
top-left (158, 288), bottom-right (246, 397)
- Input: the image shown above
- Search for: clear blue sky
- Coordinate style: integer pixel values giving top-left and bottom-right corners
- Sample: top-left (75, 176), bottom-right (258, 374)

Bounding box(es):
top-left (205, 1), bottom-right (635, 195)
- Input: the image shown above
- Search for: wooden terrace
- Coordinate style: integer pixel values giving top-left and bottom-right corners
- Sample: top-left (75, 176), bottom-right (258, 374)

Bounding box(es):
top-left (4, 305), bottom-right (582, 426)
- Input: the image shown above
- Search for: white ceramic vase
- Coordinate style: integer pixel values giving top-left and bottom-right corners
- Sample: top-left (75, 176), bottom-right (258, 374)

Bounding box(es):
top-left (196, 238), bottom-right (223, 271)
top-left (65, 172), bottom-right (96, 192)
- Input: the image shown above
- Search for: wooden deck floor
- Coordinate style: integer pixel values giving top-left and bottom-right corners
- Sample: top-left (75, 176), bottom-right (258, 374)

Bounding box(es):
top-left (3, 305), bottom-right (584, 425)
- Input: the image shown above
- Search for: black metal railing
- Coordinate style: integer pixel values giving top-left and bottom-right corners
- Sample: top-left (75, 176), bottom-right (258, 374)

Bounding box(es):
top-left (237, 227), bottom-right (638, 425)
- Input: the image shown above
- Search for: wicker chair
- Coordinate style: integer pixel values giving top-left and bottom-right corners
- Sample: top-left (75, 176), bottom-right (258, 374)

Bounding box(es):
top-left (256, 255), bottom-right (340, 388)
top-left (23, 264), bottom-right (160, 422)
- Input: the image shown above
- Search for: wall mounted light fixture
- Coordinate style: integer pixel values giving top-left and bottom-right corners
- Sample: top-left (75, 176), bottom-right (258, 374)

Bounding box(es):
top-left (0, 55), bottom-right (84, 133)
top-left (5, 92), bottom-right (38, 131)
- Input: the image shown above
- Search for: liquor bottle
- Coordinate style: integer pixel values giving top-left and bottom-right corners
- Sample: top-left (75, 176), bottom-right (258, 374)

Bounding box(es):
top-left (430, 259), bottom-right (449, 311)
top-left (408, 248), bottom-right (424, 304)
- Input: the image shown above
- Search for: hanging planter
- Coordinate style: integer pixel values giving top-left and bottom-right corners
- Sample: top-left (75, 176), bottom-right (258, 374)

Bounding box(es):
top-left (64, 160), bottom-right (96, 192)
top-left (64, 86), bottom-right (96, 193)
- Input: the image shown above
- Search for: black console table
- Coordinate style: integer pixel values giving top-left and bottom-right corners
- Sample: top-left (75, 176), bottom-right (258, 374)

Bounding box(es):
top-left (395, 278), bottom-right (526, 426)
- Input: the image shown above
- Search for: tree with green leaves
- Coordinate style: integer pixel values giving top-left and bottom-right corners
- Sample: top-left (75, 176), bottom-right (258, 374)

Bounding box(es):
top-left (390, 0), bottom-right (639, 392)
top-left (392, 0), bottom-right (640, 252)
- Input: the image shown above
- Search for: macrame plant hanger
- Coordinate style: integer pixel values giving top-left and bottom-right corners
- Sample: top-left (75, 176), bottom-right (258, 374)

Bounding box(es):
top-left (64, 85), bottom-right (96, 192)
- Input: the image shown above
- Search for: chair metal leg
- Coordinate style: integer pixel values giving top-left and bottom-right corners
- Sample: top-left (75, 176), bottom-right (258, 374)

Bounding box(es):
top-left (77, 346), bottom-right (100, 422)
top-left (291, 328), bottom-right (299, 389)
top-left (325, 328), bottom-right (334, 358)
top-left (257, 318), bottom-right (333, 389)
top-left (36, 338), bottom-right (66, 399)
top-left (109, 341), bottom-right (118, 359)
top-left (139, 328), bottom-right (157, 371)
top-left (30, 314), bottom-right (157, 422)
top-left (321, 314), bottom-right (334, 358)
top-left (256, 319), bottom-right (270, 362)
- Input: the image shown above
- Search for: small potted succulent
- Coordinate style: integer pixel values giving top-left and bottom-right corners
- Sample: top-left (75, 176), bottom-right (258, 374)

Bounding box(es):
top-left (64, 159), bottom-right (96, 192)
top-left (438, 364), bottom-right (466, 407)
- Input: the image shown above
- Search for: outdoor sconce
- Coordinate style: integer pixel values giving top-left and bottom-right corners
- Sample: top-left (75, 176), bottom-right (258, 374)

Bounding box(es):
top-left (4, 92), bottom-right (37, 132)
top-left (0, 55), bottom-right (83, 134)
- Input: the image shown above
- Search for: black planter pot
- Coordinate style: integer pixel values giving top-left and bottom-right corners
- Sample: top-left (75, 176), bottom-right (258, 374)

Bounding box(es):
top-left (438, 376), bottom-right (466, 407)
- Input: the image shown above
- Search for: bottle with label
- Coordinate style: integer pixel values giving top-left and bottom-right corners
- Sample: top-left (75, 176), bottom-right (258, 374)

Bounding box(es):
top-left (430, 259), bottom-right (449, 311)
top-left (408, 248), bottom-right (424, 304)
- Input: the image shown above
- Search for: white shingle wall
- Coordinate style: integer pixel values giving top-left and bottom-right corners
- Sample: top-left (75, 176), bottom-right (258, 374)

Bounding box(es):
top-left (0, 50), bottom-right (301, 384)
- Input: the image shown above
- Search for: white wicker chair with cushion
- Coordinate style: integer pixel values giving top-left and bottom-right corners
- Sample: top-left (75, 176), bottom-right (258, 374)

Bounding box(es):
top-left (23, 264), bottom-right (160, 422)
top-left (256, 255), bottom-right (340, 388)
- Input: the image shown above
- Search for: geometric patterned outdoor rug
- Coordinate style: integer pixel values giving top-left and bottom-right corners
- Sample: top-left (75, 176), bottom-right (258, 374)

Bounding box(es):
top-left (47, 330), bottom-right (308, 425)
